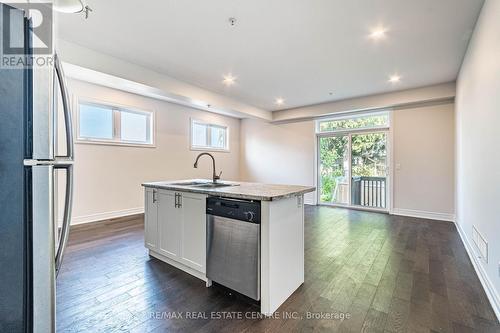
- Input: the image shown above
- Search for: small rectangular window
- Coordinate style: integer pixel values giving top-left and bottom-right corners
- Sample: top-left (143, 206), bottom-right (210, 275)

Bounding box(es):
top-left (120, 110), bottom-right (150, 143)
top-left (77, 101), bottom-right (154, 146)
top-left (192, 121), bottom-right (208, 147)
top-left (317, 112), bottom-right (389, 133)
top-left (79, 103), bottom-right (114, 140)
top-left (191, 120), bottom-right (228, 151)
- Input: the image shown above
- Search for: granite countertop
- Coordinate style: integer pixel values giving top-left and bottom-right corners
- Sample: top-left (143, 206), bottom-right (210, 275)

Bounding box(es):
top-left (142, 179), bottom-right (315, 201)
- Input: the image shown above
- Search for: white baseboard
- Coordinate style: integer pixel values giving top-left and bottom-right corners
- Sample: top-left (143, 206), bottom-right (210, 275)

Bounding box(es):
top-left (456, 221), bottom-right (500, 322)
top-left (392, 208), bottom-right (455, 222)
top-left (68, 207), bottom-right (144, 226)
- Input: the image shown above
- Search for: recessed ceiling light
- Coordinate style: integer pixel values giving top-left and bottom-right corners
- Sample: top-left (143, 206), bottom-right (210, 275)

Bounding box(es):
top-left (369, 27), bottom-right (387, 40)
top-left (275, 97), bottom-right (285, 106)
top-left (222, 73), bottom-right (236, 86)
top-left (388, 74), bottom-right (401, 83)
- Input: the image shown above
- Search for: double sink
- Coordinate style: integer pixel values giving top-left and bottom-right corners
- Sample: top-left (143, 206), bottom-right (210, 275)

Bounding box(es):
top-left (169, 181), bottom-right (239, 189)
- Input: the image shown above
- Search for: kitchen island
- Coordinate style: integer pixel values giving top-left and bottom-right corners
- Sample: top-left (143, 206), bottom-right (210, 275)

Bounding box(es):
top-left (142, 179), bottom-right (315, 315)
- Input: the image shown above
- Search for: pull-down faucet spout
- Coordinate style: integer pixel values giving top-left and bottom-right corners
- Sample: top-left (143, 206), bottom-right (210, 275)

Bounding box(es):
top-left (193, 153), bottom-right (222, 183)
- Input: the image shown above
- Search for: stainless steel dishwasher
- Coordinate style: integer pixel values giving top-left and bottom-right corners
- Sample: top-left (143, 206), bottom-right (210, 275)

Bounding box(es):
top-left (206, 197), bottom-right (261, 300)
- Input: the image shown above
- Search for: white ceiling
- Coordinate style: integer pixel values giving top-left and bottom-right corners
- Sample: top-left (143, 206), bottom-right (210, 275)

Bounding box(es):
top-left (56, 0), bottom-right (484, 111)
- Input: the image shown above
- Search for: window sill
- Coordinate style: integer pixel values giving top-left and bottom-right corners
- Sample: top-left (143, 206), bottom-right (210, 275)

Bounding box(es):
top-left (190, 146), bottom-right (230, 153)
top-left (76, 139), bottom-right (156, 148)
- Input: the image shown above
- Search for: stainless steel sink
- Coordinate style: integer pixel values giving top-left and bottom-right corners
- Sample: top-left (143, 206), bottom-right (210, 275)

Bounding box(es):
top-left (194, 182), bottom-right (239, 188)
top-left (168, 181), bottom-right (239, 188)
top-left (169, 181), bottom-right (209, 186)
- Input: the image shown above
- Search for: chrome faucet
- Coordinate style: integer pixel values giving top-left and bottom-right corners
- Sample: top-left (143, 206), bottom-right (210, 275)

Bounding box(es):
top-left (193, 153), bottom-right (222, 183)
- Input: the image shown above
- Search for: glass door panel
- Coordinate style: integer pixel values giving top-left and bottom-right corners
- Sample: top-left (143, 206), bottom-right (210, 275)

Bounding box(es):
top-left (319, 136), bottom-right (350, 205)
top-left (350, 132), bottom-right (388, 209)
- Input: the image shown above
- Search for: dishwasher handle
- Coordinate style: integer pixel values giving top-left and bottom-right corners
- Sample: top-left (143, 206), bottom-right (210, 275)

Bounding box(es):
top-left (221, 201), bottom-right (239, 209)
top-left (206, 197), bottom-right (261, 224)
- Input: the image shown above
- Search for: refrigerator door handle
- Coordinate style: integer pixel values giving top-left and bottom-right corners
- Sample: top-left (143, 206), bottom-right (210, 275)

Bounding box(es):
top-left (54, 163), bottom-right (74, 276)
top-left (54, 53), bottom-right (74, 160)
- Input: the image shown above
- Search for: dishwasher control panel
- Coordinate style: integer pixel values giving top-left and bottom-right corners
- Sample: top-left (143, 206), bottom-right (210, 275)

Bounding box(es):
top-left (206, 197), bottom-right (261, 224)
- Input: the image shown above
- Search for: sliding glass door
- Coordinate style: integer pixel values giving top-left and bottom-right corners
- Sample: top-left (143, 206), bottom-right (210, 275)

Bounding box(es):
top-left (350, 132), bottom-right (388, 209)
top-left (317, 112), bottom-right (390, 211)
top-left (318, 136), bottom-right (350, 205)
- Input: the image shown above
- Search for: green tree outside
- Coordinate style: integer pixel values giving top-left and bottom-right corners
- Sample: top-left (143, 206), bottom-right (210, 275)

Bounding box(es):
top-left (319, 115), bottom-right (387, 203)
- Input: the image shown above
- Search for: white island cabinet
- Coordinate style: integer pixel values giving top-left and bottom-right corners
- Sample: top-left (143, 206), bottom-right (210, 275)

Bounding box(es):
top-left (144, 188), bottom-right (158, 251)
top-left (144, 188), bottom-right (207, 280)
top-left (143, 180), bottom-right (315, 315)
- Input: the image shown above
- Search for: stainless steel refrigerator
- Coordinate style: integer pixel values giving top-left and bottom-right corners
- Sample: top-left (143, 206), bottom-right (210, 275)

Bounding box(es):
top-left (0, 3), bottom-right (74, 332)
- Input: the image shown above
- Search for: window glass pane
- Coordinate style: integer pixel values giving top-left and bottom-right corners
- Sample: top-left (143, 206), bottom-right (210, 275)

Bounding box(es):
top-left (121, 111), bottom-right (149, 143)
top-left (210, 126), bottom-right (226, 149)
top-left (79, 103), bottom-right (113, 139)
top-left (192, 122), bottom-right (207, 147)
top-left (319, 136), bottom-right (349, 204)
top-left (319, 114), bottom-right (388, 132)
top-left (351, 132), bottom-right (387, 208)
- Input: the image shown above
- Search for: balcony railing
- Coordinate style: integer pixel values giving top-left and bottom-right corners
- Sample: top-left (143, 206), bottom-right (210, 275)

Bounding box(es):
top-left (351, 176), bottom-right (386, 209)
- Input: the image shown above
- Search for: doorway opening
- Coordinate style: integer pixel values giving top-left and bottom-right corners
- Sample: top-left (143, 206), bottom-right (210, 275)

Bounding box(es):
top-left (316, 112), bottom-right (390, 211)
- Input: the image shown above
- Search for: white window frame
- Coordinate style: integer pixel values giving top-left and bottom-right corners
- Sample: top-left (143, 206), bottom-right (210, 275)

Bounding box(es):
top-left (316, 111), bottom-right (391, 135)
top-left (75, 98), bottom-right (156, 148)
top-left (190, 119), bottom-right (229, 152)
top-left (314, 110), bottom-right (394, 213)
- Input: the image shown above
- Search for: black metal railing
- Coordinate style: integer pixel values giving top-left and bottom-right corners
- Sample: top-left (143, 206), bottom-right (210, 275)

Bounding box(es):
top-left (351, 176), bottom-right (386, 208)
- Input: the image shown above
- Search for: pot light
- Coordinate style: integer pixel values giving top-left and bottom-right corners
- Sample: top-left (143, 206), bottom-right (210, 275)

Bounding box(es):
top-left (222, 74), bottom-right (236, 86)
top-left (54, 0), bottom-right (92, 18)
top-left (54, 0), bottom-right (84, 13)
top-left (388, 74), bottom-right (401, 83)
top-left (275, 97), bottom-right (285, 106)
top-left (369, 27), bottom-right (387, 40)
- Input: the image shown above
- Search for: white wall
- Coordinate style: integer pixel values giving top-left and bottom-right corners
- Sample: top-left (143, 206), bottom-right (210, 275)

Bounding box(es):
top-left (240, 119), bottom-right (316, 204)
top-left (455, 0), bottom-right (500, 316)
top-left (64, 79), bottom-right (240, 224)
top-left (240, 103), bottom-right (455, 217)
top-left (393, 103), bottom-right (455, 220)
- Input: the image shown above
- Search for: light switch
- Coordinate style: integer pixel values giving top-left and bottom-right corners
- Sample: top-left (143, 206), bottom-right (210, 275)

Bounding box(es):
top-left (395, 163), bottom-right (401, 170)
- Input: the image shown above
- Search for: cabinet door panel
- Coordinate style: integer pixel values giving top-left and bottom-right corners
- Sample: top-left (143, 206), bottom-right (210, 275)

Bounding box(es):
top-left (158, 191), bottom-right (181, 259)
top-left (180, 194), bottom-right (206, 272)
top-left (144, 190), bottom-right (158, 250)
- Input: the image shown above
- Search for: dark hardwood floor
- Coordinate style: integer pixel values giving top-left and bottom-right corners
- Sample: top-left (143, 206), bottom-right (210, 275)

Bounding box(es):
top-left (56, 206), bottom-right (500, 332)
